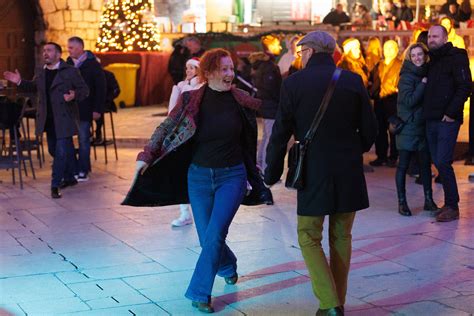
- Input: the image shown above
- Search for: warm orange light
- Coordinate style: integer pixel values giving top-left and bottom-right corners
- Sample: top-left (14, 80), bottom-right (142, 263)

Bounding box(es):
top-left (262, 35), bottom-right (282, 56)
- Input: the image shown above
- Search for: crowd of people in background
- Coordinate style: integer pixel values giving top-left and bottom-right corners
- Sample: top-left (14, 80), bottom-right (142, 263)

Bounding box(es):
top-left (323, 0), bottom-right (472, 30)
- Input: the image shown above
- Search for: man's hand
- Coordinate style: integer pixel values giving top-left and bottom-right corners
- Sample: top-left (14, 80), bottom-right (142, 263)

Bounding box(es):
top-left (422, 77), bottom-right (428, 84)
top-left (3, 69), bottom-right (21, 85)
top-left (93, 112), bottom-right (102, 121)
top-left (64, 90), bottom-right (76, 102)
top-left (442, 115), bottom-right (455, 122)
top-left (135, 161), bottom-right (149, 176)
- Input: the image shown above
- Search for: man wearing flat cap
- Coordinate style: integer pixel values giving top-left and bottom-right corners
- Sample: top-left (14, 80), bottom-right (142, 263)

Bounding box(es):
top-left (265, 31), bottom-right (377, 316)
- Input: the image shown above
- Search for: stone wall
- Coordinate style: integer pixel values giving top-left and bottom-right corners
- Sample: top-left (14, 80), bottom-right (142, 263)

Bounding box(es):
top-left (39, 0), bottom-right (104, 50)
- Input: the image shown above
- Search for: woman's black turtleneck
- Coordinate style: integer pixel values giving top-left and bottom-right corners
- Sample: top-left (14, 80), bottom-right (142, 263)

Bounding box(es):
top-left (192, 86), bottom-right (243, 168)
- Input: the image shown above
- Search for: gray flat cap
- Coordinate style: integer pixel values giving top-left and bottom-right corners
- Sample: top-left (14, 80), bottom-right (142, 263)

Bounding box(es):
top-left (297, 31), bottom-right (336, 54)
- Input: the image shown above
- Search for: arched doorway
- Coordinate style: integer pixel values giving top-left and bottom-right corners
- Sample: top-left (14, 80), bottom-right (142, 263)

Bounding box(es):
top-left (0, 0), bottom-right (39, 79)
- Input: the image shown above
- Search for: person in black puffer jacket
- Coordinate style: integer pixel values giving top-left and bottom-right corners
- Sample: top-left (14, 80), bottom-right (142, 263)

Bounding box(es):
top-left (423, 25), bottom-right (471, 222)
top-left (248, 52), bottom-right (282, 174)
top-left (395, 43), bottom-right (438, 217)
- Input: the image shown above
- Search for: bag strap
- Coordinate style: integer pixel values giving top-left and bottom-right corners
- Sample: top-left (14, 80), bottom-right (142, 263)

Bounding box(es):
top-left (303, 68), bottom-right (342, 144)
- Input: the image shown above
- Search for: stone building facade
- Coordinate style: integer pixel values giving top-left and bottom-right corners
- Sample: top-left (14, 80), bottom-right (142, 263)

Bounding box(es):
top-left (39, 0), bottom-right (104, 50)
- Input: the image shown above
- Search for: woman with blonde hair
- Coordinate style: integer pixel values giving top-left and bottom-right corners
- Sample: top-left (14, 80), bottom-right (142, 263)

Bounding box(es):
top-left (365, 36), bottom-right (382, 73)
top-left (395, 43), bottom-right (439, 216)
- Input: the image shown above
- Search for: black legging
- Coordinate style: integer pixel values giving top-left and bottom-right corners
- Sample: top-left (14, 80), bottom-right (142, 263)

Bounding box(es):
top-left (396, 149), bottom-right (432, 201)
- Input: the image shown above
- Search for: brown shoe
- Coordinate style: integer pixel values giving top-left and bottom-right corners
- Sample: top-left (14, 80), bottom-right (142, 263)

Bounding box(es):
top-left (192, 301), bottom-right (214, 313)
top-left (436, 205), bottom-right (459, 222)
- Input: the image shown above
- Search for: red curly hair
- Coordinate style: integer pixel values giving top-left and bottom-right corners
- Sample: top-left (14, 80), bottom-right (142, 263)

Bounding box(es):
top-left (198, 48), bottom-right (232, 82)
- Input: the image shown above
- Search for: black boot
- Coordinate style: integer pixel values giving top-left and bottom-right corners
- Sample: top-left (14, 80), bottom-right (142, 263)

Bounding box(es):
top-left (424, 191), bottom-right (439, 212)
top-left (398, 200), bottom-right (412, 216)
top-left (395, 164), bottom-right (411, 216)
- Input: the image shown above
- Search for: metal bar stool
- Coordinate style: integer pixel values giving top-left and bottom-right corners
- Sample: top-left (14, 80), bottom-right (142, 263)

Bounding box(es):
top-left (16, 96), bottom-right (36, 179)
top-left (0, 96), bottom-right (25, 188)
top-left (21, 95), bottom-right (45, 168)
top-left (92, 110), bottom-right (118, 164)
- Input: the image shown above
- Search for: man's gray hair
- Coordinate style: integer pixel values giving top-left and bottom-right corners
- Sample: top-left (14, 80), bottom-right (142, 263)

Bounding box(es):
top-left (68, 36), bottom-right (85, 47)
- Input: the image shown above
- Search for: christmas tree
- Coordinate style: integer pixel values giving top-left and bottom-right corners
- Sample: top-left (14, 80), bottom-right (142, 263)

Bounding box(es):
top-left (96, 0), bottom-right (161, 52)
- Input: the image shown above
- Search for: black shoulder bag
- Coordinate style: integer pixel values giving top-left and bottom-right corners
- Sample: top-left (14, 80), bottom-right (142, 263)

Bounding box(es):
top-left (285, 68), bottom-right (342, 190)
top-left (388, 106), bottom-right (421, 135)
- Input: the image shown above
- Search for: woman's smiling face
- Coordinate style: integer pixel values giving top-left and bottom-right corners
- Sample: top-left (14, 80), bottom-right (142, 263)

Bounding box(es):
top-left (206, 56), bottom-right (235, 91)
top-left (410, 46), bottom-right (426, 67)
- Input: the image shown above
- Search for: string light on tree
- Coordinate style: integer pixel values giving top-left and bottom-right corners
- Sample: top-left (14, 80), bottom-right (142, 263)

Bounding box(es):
top-left (96, 0), bottom-right (161, 52)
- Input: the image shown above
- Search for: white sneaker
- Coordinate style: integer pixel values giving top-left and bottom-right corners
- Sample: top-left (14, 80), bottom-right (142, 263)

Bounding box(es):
top-left (171, 216), bottom-right (193, 227)
top-left (77, 172), bottom-right (89, 182)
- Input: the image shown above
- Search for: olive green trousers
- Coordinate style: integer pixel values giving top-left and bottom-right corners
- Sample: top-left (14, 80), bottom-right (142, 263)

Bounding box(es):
top-left (297, 212), bottom-right (356, 309)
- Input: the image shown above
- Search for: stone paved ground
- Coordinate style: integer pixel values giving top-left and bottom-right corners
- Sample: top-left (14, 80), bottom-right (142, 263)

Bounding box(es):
top-left (0, 108), bottom-right (473, 315)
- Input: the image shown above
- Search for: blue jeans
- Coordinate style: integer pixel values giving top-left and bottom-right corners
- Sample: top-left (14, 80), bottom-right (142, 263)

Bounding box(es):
top-left (185, 163), bottom-right (247, 303)
top-left (77, 121), bottom-right (91, 175)
top-left (426, 120), bottom-right (461, 208)
top-left (46, 130), bottom-right (75, 188)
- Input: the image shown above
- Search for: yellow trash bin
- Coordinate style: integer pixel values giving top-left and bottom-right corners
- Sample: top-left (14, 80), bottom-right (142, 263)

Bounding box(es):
top-left (104, 63), bottom-right (140, 107)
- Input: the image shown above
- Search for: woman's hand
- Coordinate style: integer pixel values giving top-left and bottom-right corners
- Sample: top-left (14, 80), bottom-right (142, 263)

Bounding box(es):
top-left (135, 161), bottom-right (149, 176)
top-left (421, 77), bottom-right (427, 84)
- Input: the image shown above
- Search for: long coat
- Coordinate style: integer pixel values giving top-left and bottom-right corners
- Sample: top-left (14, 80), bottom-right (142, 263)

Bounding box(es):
top-left (19, 60), bottom-right (89, 139)
top-left (265, 53), bottom-right (377, 216)
top-left (396, 60), bottom-right (428, 152)
top-left (67, 51), bottom-right (106, 122)
top-left (122, 84), bottom-right (270, 207)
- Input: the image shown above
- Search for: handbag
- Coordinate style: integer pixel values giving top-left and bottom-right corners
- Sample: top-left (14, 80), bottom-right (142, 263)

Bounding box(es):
top-left (285, 68), bottom-right (342, 190)
top-left (388, 115), bottom-right (406, 135)
top-left (388, 107), bottom-right (421, 135)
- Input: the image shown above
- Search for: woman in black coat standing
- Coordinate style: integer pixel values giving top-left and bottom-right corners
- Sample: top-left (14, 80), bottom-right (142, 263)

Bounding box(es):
top-left (395, 43), bottom-right (439, 216)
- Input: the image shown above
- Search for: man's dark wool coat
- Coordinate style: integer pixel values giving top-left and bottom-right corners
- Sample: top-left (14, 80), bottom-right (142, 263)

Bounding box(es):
top-left (265, 53), bottom-right (378, 216)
